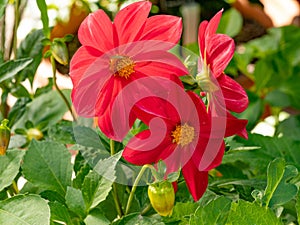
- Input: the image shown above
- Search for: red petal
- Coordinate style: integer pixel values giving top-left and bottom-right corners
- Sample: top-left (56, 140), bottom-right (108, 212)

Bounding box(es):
top-left (134, 51), bottom-right (188, 76)
top-left (182, 160), bottom-right (208, 201)
top-left (218, 74), bottom-right (249, 113)
top-left (70, 46), bottom-right (103, 89)
top-left (198, 20), bottom-right (208, 59)
top-left (114, 1), bottom-right (151, 45)
top-left (140, 15), bottom-right (182, 44)
top-left (205, 9), bottom-right (223, 38)
top-left (133, 97), bottom-right (180, 126)
top-left (97, 73), bottom-right (146, 140)
top-left (78, 10), bottom-right (114, 52)
top-left (224, 113), bottom-right (248, 139)
top-left (192, 138), bottom-right (225, 172)
top-left (123, 129), bottom-right (176, 165)
top-left (206, 34), bottom-right (235, 77)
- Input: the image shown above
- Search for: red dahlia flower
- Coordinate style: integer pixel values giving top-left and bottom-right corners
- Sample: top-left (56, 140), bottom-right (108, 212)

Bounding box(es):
top-left (123, 90), bottom-right (225, 201)
top-left (197, 10), bottom-right (249, 138)
top-left (197, 10), bottom-right (248, 113)
top-left (70, 1), bottom-right (187, 140)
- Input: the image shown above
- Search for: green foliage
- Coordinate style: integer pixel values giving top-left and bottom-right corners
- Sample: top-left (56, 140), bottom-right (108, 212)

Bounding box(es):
top-left (36, 0), bottom-right (50, 38)
top-left (262, 158), bottom-right (298, 207)
top-left (217, 8), bottom-right (243, 37)
top-left (0, 2), bottom-right (299, 225)
top-left (22, 140), bottom-right (72, 196)
top-left (0, 58), bottom-right (33, 83)
top-left (16, 29), bottom-right (44, 85)
top-left (82, 170), bottom-right (113, 210)
top-left (0, 0), bottom-right (7, 18)
top-left (223, 134), bottom-right (300, 174)
top-left (12, 90), bottom-right (71, 132)
top-left (0, 150), bottom-right (24, 191)
top-left (0, 194), bottom-right (50, 225)
top-left (190, 196), bottom-right (231, 225)
top-left (226, 200), bottom-right (282, 225)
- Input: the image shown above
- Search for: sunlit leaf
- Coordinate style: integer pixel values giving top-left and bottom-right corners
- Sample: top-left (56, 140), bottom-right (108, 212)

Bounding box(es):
top-left (82, 170), bottom-right (113, 210)
top-left (0, 194), bottom-right (50, 225)
top-left (0, 58), bottom-right (33, 83)
top-left (226, 200), bottom-right (282, 225)
top-left (190, 196), bottom-right (231, 225)
top-left (0, 149), bottom-right (25, 192)
top-left (22, 140), bottom-right (72, 196)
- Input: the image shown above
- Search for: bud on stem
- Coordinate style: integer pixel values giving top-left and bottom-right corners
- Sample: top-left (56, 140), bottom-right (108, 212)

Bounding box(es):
top-left (0, 119), bottom-right (11, 155)
top-left (148, 181), bottom-right (175, 216)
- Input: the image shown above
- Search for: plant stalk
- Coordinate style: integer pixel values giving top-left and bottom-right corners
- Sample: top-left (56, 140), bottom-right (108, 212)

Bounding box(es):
top-left (50, 56), bottom-right (77, 121)
top-left (125, 164), bottom-right (154, 215)
top-left (110, 139), bottom-right (124, 217)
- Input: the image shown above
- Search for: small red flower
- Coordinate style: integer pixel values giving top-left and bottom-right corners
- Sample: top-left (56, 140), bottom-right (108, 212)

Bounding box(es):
top-left (70, 1), bottom-right (187, 140)
top-left (197, 10), bottom-right (248, 113)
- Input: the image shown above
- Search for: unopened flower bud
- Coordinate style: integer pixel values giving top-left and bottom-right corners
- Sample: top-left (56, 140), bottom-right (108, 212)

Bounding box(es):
top-left (148, 181), bottom-right (175, 216)
top-left (0, 119), bottom-right (11, 155)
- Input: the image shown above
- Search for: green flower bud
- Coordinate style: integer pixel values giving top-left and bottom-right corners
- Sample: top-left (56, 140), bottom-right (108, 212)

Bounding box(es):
top-left (27, 128), bottom-right (43, 141)
top-left (148, 181), bottom-right (175, 217)
top-left (0, 119), bottom-right (11, 155)
top-left (51, 39), bottom-right (69, 66)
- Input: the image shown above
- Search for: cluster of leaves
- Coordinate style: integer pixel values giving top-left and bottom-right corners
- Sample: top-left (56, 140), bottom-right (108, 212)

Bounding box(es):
top-left (0, 1), bottom-right (300, 225)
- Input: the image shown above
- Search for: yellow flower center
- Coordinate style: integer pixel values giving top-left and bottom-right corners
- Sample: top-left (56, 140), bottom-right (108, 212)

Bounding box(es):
top-left (110, 55), bottom-right (135, 79)
top-left (171, 123), bottom-right (195, 147)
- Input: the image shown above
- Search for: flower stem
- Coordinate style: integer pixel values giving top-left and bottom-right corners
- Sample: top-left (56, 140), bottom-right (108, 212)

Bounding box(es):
top-left (12, 0), bottom-right (20, 58)
top-left (141, 203), bottom-right (152, 216)
top-left (125, 164), bottom-right (154, 215)
top-left (50, 56), bottom-right (77, 121)
top-left (110, 139), bottom-right (124, 217)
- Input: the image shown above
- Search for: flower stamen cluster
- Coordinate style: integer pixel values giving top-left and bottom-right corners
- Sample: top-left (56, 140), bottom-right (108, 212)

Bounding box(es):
top-left (110, 55), bottom-right (135, 79)
top-left (171, 123), bottom-right (195, 147)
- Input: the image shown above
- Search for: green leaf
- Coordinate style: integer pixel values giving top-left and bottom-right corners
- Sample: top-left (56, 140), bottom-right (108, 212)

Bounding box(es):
top-left (48, 120), bottom-right (75, 144)
top-left (16, 29), bottom-right (44, 84)
top-left (73, 126), bottom-right (104, 149)
top-left (226, 200), bottom-right (282, 225)
top-left (265, 90), bottom-right (291, 108)
top-left (0, 149), bottom-right (25, 191)
top-left (190, 196), bottom-right (231, 225)
top-left (223, 134), bottom-right (300, 175)
top-left (280, 76), bottom-right (300, 110)
top-left (12, 90), bottom-right (71, 131)
top-left (112, 213), bottom-right (164, 225)
top-left (93, 151), bottom-right (123, 183)
top-left (0, 0), bottom-right (7, 19)
top-left (0, 194), bottom-right (50, 225)
top-left (268, 165), bottom-right (298, 207)
top-left (40, 190), bottom-right (66, 204)
top-left (7, 97), bottom-right (31, 127)
top-left (0, 58), bottom-right (33, 83)
top-left (84, 208), bottom-right (110, 225)
top-left (217, 8), bottom-right (243, 37)
top-left (253, 58), bottom-right (273, 91)
top-left (22, 140), bottom-right (72, 196)
top-left (170, 202), bottom-right (199, 223)
top-left (277, 115), bottom-right (300, 141)
top-left (82, 170), bottom-right (113, 210)
top-left (262, 158), bottom-right (285, 207)
top-left (65, 186), bottom-right (86, 219)
top-left (49, 201), bottom-right (73, 225)
top-left (36, 0), bottom-right (50, 38)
